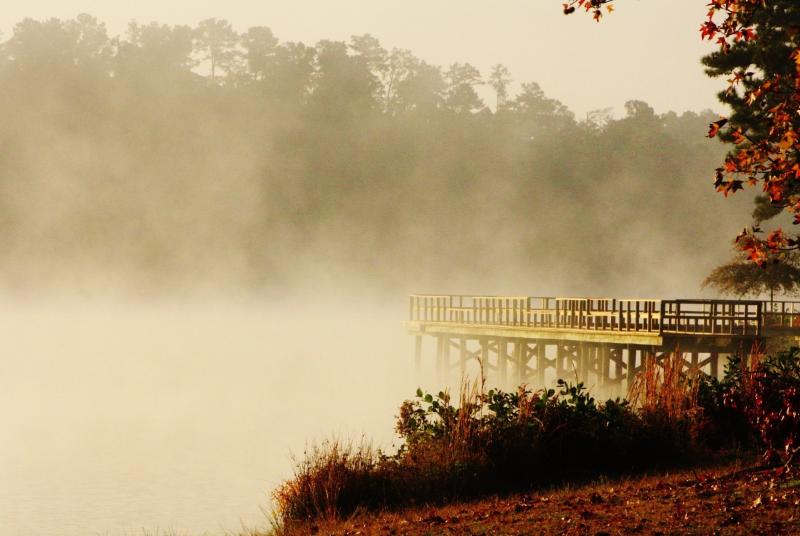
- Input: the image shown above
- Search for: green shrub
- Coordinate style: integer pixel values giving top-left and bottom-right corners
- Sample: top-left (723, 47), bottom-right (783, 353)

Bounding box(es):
top-left (274, 350), bottom-right (800, 524)
top-left (695, 356), bottom-right (756, 450)
top-left (748, 348), bottom-right (800, 465)
top-left (276, 378), bottom-right (709, 524)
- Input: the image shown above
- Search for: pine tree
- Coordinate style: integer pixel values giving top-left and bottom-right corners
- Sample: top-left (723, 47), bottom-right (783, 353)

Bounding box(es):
top-left (703, 248), bottom-right (800, 305)
top-left (701, 1), bottom-right (800, 143)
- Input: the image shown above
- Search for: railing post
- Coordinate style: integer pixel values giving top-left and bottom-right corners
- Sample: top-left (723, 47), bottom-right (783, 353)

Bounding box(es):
top-left (659, 301), bottom-right (666, 335)
top-left (743, 304), bottom-right (749, 336)
top-left (611, 299), bottom-right (617, 330)
top-left (711, 302), bottom-right (716, 334)
top-left (526, 297), bottom-right (531, 327)
top-left (574, 300), bottom-right (579, 329)
top-left (555, 299), bottom-right (560, 329)
top-left (757, 301), bottom-right (763, 338)
top-left (728, 302), bottom-right (734, 335)
top-left (626, 301), bottom-right (631, 331)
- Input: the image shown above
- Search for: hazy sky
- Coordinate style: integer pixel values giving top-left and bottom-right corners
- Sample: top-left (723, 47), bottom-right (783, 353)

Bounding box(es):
top-left (2, 0), bottom-right (724, 118)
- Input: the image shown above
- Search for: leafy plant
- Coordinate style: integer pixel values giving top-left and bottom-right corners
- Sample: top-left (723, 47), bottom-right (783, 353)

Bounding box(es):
top-left (748, 348), bottom-right (800, 465)
top-left (275, 348), bottom-right (800, 526)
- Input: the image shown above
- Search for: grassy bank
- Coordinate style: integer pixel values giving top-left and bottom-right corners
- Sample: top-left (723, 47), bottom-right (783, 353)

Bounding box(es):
top-left (270, 348), bottom-right (800, 533)
top-left (275, 460), bottom-right (800, 535)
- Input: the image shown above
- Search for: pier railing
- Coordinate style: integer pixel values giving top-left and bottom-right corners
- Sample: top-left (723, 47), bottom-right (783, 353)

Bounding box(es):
top-left (763, 300), bottom-right (800, 329)
top-left (660, 300), bottom-right (761, 336)
top-left (409, 295), bottom-right (779, 337)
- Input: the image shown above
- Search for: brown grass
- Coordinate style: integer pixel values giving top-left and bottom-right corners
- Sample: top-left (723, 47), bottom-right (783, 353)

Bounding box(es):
top-left (271, 458), bottom-right (800, 536)
top-left (272, 439), bottom-right (382, 523)
top-left (627, 352), bottom-right (701, 421)
top-left (741, 342), bottom-right (765, 400)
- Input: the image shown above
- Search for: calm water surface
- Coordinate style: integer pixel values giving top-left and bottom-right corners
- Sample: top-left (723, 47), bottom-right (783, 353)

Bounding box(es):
top-left (0, 301), bottom-right (414, 536)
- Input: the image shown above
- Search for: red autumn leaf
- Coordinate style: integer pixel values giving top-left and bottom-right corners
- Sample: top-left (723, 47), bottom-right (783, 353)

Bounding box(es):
top-left (767, 229), bottom-right (786, 250)
top-left (700, 21), bottom-right (718, 40)
top-left (708, 118), bottom-right (728, 138)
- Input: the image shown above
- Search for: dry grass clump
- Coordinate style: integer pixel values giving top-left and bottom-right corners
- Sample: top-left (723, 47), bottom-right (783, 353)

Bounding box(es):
top-left (628, 353), bottom-right (701, 420)
top-left (273, 439), bottom-right (388, 523)
top-left (625, 352), bottom-right (722, 457)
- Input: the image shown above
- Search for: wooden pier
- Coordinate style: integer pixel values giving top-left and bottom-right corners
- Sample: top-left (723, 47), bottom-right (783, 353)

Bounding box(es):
top-left (407, 295), bottom-right (800, 392)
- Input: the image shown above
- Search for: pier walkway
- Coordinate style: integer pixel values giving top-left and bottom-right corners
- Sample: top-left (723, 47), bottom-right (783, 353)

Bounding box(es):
top-left (407, 295), bottom-right (800, 389)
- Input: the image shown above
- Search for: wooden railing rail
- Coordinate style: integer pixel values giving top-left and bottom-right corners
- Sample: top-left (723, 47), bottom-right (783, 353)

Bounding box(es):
top-left (410, 295), bottom-right (772, 337)
top-left (409, 295), bottom-right (663, 333)
top-left (659, 300), bottom-right (761, 337)
top-left (762, 301), bottom-right (800, 329)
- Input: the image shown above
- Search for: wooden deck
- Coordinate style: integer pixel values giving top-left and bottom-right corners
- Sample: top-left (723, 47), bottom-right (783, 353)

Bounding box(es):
top-left (408, 295), bottom-right (800, 339)
top-left (407, 295), bottom-right (800, 389)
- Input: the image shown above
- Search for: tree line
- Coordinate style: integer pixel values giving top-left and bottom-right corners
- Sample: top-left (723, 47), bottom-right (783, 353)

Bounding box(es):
top-left (0, 15), bottom-right (752, 296)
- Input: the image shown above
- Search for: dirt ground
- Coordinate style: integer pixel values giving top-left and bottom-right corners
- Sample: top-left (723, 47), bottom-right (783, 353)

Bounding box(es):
top-left (282, 462), bottom-right (800, 535)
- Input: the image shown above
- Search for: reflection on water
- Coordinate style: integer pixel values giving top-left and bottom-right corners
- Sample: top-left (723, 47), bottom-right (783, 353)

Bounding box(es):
top-left (0, 300), bottom-right (414, 536)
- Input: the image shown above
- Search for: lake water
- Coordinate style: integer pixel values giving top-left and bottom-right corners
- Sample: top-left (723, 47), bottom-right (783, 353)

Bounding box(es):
top-left (0, 300), bottom-right (417, 536)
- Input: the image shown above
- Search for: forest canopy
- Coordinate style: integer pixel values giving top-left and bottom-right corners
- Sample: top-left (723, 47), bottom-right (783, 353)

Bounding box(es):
top-left (0, 15), bottom-right (753, 297)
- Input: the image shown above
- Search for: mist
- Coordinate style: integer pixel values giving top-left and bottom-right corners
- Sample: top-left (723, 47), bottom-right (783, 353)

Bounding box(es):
top-left (0, 13), bottom-right (760, 299)
top-left (0, 301), bottom-right (417, 535)
top-left (0, 10), bottom-right (760, 536)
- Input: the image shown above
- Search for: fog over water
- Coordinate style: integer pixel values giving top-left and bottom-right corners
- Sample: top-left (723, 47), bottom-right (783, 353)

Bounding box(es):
top-left (0, 2), bottom-right (766, 535)
top-left (1, 300), bottom-right (417, 535)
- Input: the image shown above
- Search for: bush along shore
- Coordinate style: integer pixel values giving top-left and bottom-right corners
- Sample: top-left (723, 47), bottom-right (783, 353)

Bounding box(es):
top-left (271, 348), bottom-right (800, 531)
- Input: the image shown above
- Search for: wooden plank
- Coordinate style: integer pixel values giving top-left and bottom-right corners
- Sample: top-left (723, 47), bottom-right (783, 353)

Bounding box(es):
top-left (626, 345), bottom-right (636, 384)
top-left (499, 337), bottom-right (508, 384)
top-left (710, 352), bottom-right (720, 379)
top-left (414, 335), bottom-right (422, 371)
top-left (436, 335), bottom-right (446, 382)
top-left (599, 344), bottom-right (609, 387)
top-left (410, 322), bottom-right (662, 346)
top-left (459, 337), bottom-right (467, 378)
top-left (534, 343), bottom-right (544, 386)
